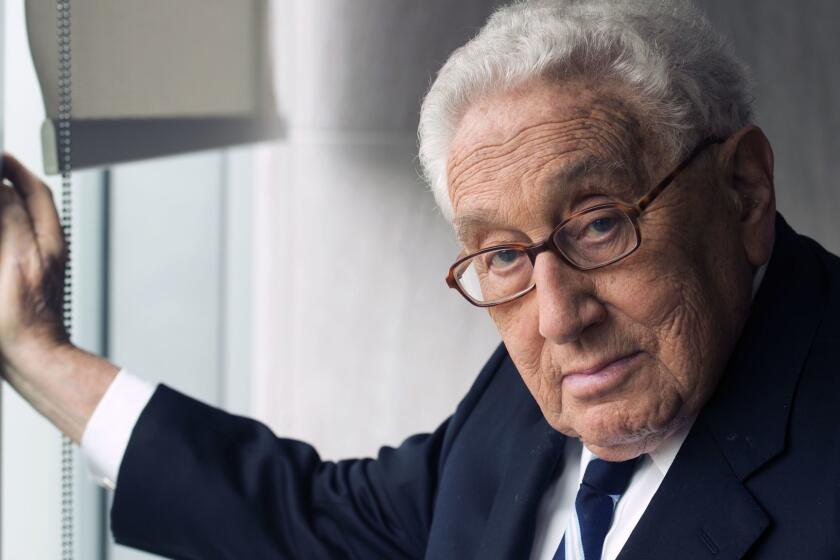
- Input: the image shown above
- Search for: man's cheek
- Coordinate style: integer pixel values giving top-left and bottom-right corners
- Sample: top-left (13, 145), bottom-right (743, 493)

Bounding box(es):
top-left (492, 304), bottom-right (542, 354)
top-left (508, 344), bottom-right (544, 387)
top-left (618, 265), bottom-right (690, 335)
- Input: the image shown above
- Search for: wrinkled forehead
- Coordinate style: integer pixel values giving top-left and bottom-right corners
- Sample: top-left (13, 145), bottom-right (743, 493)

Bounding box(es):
top-left (446, 80), bottom-right (655, 234)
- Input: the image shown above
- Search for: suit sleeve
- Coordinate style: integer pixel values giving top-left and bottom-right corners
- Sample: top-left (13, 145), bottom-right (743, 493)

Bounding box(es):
top-left (110, 344), bottom-right (508, 560)
top-left (110, 384), bottom-right (450, 560)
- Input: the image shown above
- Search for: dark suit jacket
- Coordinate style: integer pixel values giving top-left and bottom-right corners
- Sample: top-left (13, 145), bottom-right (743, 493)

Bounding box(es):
top-left (111, 215), bottom-right (840, 559)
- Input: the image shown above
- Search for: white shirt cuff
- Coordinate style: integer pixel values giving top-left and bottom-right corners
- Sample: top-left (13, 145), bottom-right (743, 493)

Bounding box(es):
top-left (80, 368), bottom-right (156, 490)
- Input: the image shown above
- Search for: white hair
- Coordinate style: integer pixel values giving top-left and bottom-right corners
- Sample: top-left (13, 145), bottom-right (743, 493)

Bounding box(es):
top-left (418, 0), bottom-right (754, 221)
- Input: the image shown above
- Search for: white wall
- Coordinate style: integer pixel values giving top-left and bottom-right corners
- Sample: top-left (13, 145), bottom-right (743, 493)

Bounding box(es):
top-left (108, 153), bottom-right (226, 406)
top-left (252, 140), bottom-right (501, 460)
top-left (251, 1), bottom-right (503, 460)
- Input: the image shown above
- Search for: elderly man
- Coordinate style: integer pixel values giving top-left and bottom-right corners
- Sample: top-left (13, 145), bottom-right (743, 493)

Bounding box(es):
top-left (0, 0), bottom-right (838, 558)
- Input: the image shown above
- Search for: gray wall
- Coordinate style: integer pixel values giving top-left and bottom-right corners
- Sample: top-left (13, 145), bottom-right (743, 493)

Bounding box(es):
top-left (702, 1), bottom-right (840, 251)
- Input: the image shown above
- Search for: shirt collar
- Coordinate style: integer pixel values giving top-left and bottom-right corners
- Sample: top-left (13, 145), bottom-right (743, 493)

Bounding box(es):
top-left (577, 415), bottom-right (696, 479)
top-left (647, 417), bottom-right (694, 474)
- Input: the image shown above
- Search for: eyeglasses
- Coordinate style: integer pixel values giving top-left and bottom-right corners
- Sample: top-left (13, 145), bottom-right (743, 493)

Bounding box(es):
top-left (446, 138), bottom-right (723, 307)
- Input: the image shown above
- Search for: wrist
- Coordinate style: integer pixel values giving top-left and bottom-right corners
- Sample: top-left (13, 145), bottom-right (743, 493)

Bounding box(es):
top-left (4, 331), bottom-right (68, 368)
top-left (3, 338), bottom-right (120, 443)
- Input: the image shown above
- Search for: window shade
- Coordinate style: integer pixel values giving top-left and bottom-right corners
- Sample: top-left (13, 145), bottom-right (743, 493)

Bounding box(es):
top-left (25, 0), bottom-right (283, 174)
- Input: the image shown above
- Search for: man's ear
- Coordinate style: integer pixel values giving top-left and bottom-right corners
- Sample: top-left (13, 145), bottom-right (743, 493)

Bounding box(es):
top-left (716, 125), bottom-right (776, 268)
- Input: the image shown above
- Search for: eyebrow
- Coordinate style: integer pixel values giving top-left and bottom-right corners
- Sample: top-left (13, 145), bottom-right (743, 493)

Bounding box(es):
top-left (453, 154), bottom-right (629, 242)
top-left (560, 154), bottom-right (628, 183)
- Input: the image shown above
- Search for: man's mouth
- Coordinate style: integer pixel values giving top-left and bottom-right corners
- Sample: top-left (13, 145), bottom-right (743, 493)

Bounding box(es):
top-left (561, 351), bottom-right (644, 400)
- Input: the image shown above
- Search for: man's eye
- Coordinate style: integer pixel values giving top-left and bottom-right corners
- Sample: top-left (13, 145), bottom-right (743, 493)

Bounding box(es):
top-left (581, 216), bottom-right (618, 238)
top-left (489, 249), bottom-right (523, 269)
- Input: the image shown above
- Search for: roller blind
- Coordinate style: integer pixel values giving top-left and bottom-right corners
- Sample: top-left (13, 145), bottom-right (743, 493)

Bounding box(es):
top-left (25, 0), bottom-right (283, 174)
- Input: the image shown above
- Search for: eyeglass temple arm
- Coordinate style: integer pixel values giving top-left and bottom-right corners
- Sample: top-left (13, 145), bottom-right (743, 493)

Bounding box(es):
top-left (634, 137), bottom-right (725, 213)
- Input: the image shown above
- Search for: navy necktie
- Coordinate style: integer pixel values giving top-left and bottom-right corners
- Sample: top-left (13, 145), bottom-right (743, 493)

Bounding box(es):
top-left (552, 456), bottom-right (639, 560)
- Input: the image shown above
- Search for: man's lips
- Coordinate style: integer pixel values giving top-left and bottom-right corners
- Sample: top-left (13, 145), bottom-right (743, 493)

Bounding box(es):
top-left (561, 351), bottom-right (644, 400)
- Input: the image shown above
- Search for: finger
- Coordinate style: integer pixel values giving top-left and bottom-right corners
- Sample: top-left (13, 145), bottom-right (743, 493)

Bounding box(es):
top-left (0, 185), bottom-right (39, 255)
top-left (2, 154), bottom-right (65, 259)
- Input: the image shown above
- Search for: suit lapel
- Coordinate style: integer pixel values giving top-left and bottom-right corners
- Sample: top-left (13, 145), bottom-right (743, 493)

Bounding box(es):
top-left (619, 215), bottom-right (827, 559)
top-left (618, 422), bottom-right (769, 560)
top-left (477, 418), bottom-right (566, 559)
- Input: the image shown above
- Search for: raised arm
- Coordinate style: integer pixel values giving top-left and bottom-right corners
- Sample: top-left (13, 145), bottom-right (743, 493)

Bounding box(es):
top-left (0, 153), bottom-right (452, 559)
top-left (0, 153), bottom-right (120, 443)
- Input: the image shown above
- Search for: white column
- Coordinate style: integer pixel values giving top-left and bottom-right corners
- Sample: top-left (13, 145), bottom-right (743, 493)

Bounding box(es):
top-left (251, 0), bottom-right (502, 459)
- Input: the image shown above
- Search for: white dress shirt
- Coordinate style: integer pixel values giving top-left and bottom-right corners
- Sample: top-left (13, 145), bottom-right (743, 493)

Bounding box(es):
top-left (529, 421), bottom-right (694, 560)
top-left (81, 369), bottom-right (155, 490)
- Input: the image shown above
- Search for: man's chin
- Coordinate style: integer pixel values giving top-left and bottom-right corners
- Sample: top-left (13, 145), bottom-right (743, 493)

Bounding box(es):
top-left (583, 411), bottom-right (693, 460)
top-left (544, 410), bottom-right (679, 461)
top-left (580, 438), bottom-right (651, 461)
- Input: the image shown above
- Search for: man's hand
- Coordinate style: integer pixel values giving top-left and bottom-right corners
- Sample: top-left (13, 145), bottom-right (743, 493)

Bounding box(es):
top-left (0, 153), bottom-right (119, 443)
top-left (0, 153), bottom-right (68, 364)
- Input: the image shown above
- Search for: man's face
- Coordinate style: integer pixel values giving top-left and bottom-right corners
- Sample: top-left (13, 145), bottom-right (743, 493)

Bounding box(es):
top-left (447, 79), bottom-right (757, 460)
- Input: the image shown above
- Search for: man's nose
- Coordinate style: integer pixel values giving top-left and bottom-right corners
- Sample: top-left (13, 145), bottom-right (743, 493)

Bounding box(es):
top-left (533, 252), bottom-right (607, 344)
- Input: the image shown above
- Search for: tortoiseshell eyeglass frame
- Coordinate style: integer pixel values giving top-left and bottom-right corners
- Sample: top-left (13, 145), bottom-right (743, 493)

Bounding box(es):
top-left (446, 137), bottom-right (725, 307)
